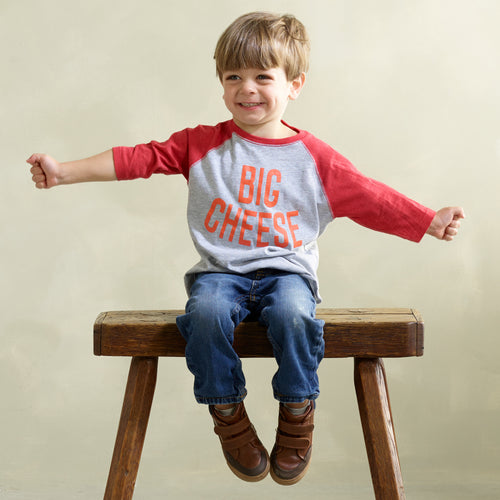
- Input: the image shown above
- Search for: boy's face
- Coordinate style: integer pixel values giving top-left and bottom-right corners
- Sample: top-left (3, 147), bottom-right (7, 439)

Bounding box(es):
top-left (221, 67), bottom-right (305, 139)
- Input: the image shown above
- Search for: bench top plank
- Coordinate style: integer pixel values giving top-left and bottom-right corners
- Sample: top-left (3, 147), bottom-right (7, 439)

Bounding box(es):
top-left (94, 308), bottom-right (423, 359)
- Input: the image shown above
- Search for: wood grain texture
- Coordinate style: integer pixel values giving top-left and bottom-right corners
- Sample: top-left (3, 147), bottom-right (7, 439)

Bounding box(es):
top-left (354, 358), bottom-right (405, 500)
top-left (104, 357), bottom-right (158, 500)
top-left (94, 308), bottom-right (424, 358)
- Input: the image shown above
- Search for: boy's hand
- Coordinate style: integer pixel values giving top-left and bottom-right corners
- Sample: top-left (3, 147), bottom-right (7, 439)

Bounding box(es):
top-left (426, 206), bottom-right (465, 241)
top-left (27, 153), bottom-right (61, 189)
top-left (27, 150), bottom-right (116, 187)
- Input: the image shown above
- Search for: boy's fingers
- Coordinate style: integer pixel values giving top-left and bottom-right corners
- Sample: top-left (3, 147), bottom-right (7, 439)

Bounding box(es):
top-left (26, 154), bottom-right (40, 165)
top-left (27, 153), bottom-right (48, 167)
top-left (444, 229), bottom-right (457, 241)
top-left (32, 173), bottom-right (46, 183)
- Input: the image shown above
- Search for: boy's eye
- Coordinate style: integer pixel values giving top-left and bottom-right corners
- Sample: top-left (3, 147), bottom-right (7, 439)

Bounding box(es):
top-left (225, 75), bottom-right (240, 81)
top-left (257, 74), bottom-right (272, 80)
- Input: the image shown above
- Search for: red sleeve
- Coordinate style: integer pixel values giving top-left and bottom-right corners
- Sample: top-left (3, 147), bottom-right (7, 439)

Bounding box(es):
top-left (306, 135), bottom-right (436, 242)
top-left (112, 128), bottom-right (190, 181)
top-left (112, 122), bottom-right (234, 182)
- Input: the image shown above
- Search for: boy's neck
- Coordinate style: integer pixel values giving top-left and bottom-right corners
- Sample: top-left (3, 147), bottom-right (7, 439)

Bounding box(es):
top-left (233, 119), bottom-right (298, 139)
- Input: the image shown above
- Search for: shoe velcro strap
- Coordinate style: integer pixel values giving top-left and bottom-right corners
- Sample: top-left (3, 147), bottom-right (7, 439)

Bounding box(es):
top-left (214, 415), bottom-right (251, 439)
top-left (219, 428), bottom-right (256, 452)
top-left (276, 433), bottom-right (310, 449)
top-left (278, 420), bottom-right (314, 436)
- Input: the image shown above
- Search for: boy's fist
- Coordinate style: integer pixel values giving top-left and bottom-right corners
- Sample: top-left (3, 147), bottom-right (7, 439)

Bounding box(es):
top-left (27, 153), bottom-right (60, 189)
top-left (427, 206), bottom-right (465, 241)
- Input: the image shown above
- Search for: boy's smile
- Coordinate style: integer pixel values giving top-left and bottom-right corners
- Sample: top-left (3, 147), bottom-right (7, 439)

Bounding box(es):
top-left (221, 67), bottom-right (305, 139)
top-left (239, 102), bottom-right (265, 108)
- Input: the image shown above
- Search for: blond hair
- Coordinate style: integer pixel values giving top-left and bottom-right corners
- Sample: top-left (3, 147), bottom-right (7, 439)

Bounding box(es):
top-left (214, 12), bottom-right (310, 81)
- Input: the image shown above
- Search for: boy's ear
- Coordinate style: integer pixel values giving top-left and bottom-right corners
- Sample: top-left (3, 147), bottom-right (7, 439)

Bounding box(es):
top-left (288, 72), bottom-right (306, 101)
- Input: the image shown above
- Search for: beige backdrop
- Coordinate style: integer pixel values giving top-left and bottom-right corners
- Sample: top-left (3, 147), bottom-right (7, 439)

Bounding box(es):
top-left (2, 0), bottom-right (498, 498)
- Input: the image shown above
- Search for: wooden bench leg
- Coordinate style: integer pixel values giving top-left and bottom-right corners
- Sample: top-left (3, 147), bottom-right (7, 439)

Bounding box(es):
top-left (104, 356), bottom-right (158, 500)
top-left (354, 357), bottom-right (405, 500)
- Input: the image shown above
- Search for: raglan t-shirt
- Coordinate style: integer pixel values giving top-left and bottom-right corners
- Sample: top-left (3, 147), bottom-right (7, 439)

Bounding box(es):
top-left (112, 119), bottom-right (435, 301)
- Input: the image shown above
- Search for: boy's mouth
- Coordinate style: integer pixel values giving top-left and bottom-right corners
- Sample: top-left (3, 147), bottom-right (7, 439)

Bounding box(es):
top-left (239, 102), bottom-right (264, 108)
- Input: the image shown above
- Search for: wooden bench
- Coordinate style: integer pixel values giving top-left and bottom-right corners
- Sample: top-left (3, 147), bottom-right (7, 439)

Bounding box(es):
top-left (94, 308), bottom-right (424, 500)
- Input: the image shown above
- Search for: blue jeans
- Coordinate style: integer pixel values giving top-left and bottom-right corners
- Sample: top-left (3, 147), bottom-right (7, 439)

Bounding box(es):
top-left (176, 270), bottom-right (325, 405)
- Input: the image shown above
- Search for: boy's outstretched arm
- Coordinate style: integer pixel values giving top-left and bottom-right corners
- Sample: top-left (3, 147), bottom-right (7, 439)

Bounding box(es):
top-left (426, 206), bottom-right (465, 241)
top-left (27, 150), bottom-right (117, 189)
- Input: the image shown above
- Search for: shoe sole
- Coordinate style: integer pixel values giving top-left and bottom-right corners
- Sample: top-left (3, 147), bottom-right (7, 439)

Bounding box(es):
top-left (270, 459), bottom-right (310, 486)
top-left (227, 453), bottom-right (271, 482)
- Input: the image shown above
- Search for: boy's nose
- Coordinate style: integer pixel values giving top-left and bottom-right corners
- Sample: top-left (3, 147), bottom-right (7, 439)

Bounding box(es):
top-left (240, 80), bottom-right (257, 94)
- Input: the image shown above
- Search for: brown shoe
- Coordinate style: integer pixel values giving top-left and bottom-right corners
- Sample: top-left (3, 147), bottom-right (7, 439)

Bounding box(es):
top-left (210, 402), bottom-right (270, 482)
top-left (270, 401), bottom-right (315, 485)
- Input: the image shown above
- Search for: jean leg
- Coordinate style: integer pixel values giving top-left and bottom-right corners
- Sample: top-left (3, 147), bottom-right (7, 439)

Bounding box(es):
top-left (176, 273), bottom-right (250, 405)
top-left (259, 275), bottom-right (325, 403)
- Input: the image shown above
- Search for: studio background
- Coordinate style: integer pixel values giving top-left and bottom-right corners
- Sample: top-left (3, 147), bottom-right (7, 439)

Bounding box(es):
top-left (1, 0), bottom-right (498, 498)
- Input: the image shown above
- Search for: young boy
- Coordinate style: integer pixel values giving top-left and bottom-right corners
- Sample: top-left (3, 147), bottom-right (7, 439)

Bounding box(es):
top-left (27, 12), bottom-right (464, 486)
